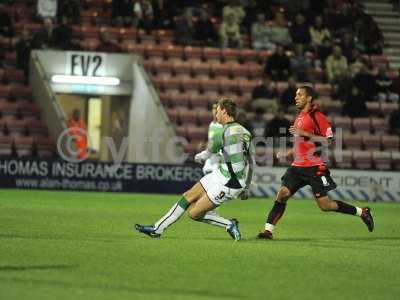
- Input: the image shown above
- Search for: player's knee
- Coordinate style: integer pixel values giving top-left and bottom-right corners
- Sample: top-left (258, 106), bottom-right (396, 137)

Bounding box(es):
top-left (188, 209), bottom-right (203, 220)
top-left (277, 187), bottom-right (291, 202)
top-left (317, 199), bottom-right (334, 212)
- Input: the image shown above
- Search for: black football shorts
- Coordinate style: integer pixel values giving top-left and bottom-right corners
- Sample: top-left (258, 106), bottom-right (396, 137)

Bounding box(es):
top-left (281, 165), bottom-right (337, 198)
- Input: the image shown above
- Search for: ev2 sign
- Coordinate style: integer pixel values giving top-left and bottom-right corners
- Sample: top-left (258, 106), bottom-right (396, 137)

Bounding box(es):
top-left (66, 52), bottom-right (107, 77)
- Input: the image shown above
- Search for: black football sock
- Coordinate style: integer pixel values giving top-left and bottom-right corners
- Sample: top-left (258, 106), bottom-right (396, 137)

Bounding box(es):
top-left (334, 200), bottom-right (357, 215)
top-left (266, 201), bottom-right (287, 225)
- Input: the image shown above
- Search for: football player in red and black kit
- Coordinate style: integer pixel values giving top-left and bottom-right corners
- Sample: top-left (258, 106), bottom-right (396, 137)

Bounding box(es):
top-left (258, 86), bottom-right (374, 239)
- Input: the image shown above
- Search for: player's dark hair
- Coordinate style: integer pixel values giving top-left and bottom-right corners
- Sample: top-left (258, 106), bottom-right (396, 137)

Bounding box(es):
top-left (299, 85), bottom-right (316, 102)
top-left (218, 98), bottom-right (237, 118)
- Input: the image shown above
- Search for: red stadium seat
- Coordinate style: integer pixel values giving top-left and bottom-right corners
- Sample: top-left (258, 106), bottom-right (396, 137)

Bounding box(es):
top-left (14, 136), bottom-right (34, 157)
top-left (200, 78), bottom-right (220, 95)
top-left (0, 85), bottom-right (11, 98)
top-left (191, 62), bottom-right (211, 79)
top-left (10, 85), bottom-right (32, 100)
top-left (0, 101), bottom-right (18, 117)
top-left (372, 151), bottom-right (392, 170)
top-left (138, 30), bottom-right (158, 45)
top-left (332, 116), bottom-right (352, 133)
top-left (392, 151), bottom-right (400, 170)
top-left (26, 120), bottom-right (48, 138)
top-left (169, 94), bottom-right (191, 109)
top-left (239, 49), bottom-right (258, 63)
top-left (342, 133), bottom-right (362, 150)
top-left (178, 108), bottom-right (197, 125)
top-left (184, 46), bottom-right (203, 62)
top-left (366, 101), bottom-right (381, 115)
top-left (203, 47), bottom-right (221, 63)
top-left (190, 94), bottom-right (210, 110)
top-left (0, 136), bottom-right (13, 155)
top-left (81, 26), bottom-right (100, 39)
top-left (219, 78), bottom-right (238, 94)
top-left (221, 48), bottom-right (239, 63)
top-left (158, 92), bottom-right (171, 107)
top-left (371, 117), bottom-right (388, 134)
top-left (230, 63), bottom-right (249, 80)
top-left (181, 78), bottom-right (201, 94)
top-left (153, 60), bottom-right (174, 77)
top-left (334, 149), bottom-right (352, 168)
top-left (166, 108), bottom-right (179, 123)
top-left (172, 61), bottom-right (192, 77)
top-left (314, 83), bottom-right (332, 96)
top-left (34, 137), bottom-right (55, 157)
top-left (352, 150), bottom-right (372, 169)
top-left (144, 44), bottom-right (165, 61)
top-left (7, 119), bottom-right (26, 137)
top-left (187, 127), bottom-right (207, 141)
top-left (320, 98), bottom-right (342, 115)
top-left (164, 45), bottom-right (184, 62)
top-left (381, 135), bottom-right (400, 151)
top-left (174, 125), bottom-right (187, 139)
top-left (380, 102), bottom-right (398, 115)
top-left (197, 110), bottom-right (213, 125)
top-left (362, 134), bottom-right (381, 151)
top-left (352, 117), bottom-right (371, 134)
top-left (246, 63), bottom-right (263, 79)
top-left (210, 62), bottom-right (231, 79)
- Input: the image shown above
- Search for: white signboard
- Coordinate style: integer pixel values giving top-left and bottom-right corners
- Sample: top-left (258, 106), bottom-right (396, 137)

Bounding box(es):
top-left (252, 167), bottom-right (400, 202)
top-left (65, 51), bottom-right (107, 77)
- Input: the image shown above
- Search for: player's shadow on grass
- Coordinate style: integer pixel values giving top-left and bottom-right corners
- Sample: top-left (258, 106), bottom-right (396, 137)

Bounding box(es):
top-left (0, 265), bottom-right (77, 272)
top-left (335, 236), bottom-right (400, 242)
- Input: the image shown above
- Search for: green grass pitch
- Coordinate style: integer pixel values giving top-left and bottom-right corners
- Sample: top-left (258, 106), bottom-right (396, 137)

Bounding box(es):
top-left (0, 189), bottom-right (399, 300)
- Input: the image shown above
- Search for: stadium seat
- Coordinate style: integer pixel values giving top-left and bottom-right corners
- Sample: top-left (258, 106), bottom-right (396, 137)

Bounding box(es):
top-left (191, 61), bottom-right (211, 79)
top-left (200, 78), bottom-right (220, 95)
top-left (166, 108), bottom-right (179, 123)
top-left (16, 101), bottom-right (40, 120)
top-left (0, 136), bottom-right (13, 155)
top-left (371, 118), bottom-right (388, 134)
top-left (382, 135), bottom-right (400, 151)
top-left (362, 134), bottom-right (381, 151)
top-left (320, 98), bottom-right (342, 115)
top-left (210, 62), bottom-right (231, 79)
top-left (184, 46), bottom-right (203, 62)
top-left (153, 60), bottom-right (174, 77)
top-left (366, 101), bottom-right (381, 115)
top-left (352, 150), bottom-right (372, 169)
top-left (155, 29), bottom-right (174, 45)
top-left (81, 26), bottom-right (100, 39)
top-left (221, 48), bottom-right (239, 63)
top-left (334, 149), bottom-right (353, 169)
top-left (26, 120), bottom-right (48, 138)
top-left (144, 44), bottom-right (165, 61)
top-left (257, 50), bottom-right (272, 64)
top-left (230, 63), bottom-right (249, 80)
top-left (172, 61), bottom-right (192, 77)
top-left (342, 133), bottom-right (362, 150)
top-left (187, 127), bottom-right (207, 141)
top-left (190, 94), bottom-right (210, 110)
top-left (137, 30), bottom-right (158, 45)
top-left (164, 45), bottom-right (184, 62)
top-left (219, 78), bottom-right (238, 94)
top-left (122, 42), bottom-right (145, 56)
top-left (0, 101), bottom-right (18, 117)
top-left (0, 85), bottom-right (11, 98)
top-left (161, 76), bottom-right (181, 94)
top-left (372, 151), bottom-right (392, 170)
top-left (169, 94), bottom-right (191, 109)
top-left (4, 69), bottom-right (25, 84)
top-left (332, 116), bottom-right (352, 133)
top-left (178, 108), bottom-right (197, 125)
top-left (34, 137), bottom-right (54, 157)
top-left (10, 85), bottom-right (32, 100)
top-left (158, 92), bottom-right (171, 107)
top-left (246, 63), bottom-right (263, 79)
top-left (239, 49), bottom-right (258, 63)
top-left (391, 151), bottom-right (400, 170)
top-left (119, 28), bottom-right (138, 41)
top-left (314, 83), bottom-right (332, 96)
top-left (14, 136), bottom-right (34, 157)
top-left (197, 110), bottom-right (213, 125)
top-left (380, 102), bottom-right (398, 115)
top-left (352, 117), bottom-right (371, 134)
top-left (238, 79), bottom-right (257, 95)
top-left (174, 125), bottom-right (187, 139)
top-left (6, 119), bottom-right (26, 137)
top-left (180, 78), bottom-right (201, 94)
top-left (203, 47), bottom-right (221, 63)
top-left (183, 143), bottom-right (198, 160)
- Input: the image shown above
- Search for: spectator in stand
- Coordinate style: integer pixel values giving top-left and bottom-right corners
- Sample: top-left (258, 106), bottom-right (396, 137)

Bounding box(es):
top-left (363, 16), bottom-right (384, 55)
top-left (112, 0), bottom-right (133, 26)
top-left (219, 13), bottom-right (242, 48)
top-left (353, 63), bottom-right (377, 102)
top-left (251, 13), bottom-right (275, 51)
top-left (269, 12), bottom-right (292, 47)
top-left (325, 45), bottom-right (347, 84)
top-left (134, 0), bottom-right (154, 32)
top-left (264, 44), bottom-right (291, 81)
top-left (280, 76), bottom-right (297, 113)
top-left (289, 13), bottom-right (311, 46)
top-left (242, 0), bottom-right (274, 34)
top-left (249, 76), bottom-right (278, 113)
top-left (16, 29), bottom-right (33, 80)
top-left (96, 32), bottom-right (122, 53)
top-left (315, 36), bottom-right (333, 68)
top-left (335, 68), bottom-right (354, 101)
top-left (194, 9), bottom-right (218, 47)
top-left (222, 0), bottom-right (245, 29)
top-left (375, 66), bottom-right (399, 102)
top-left (266, 108), bottom-right (291, 138)
top-left (33, 18), bottom-right (55, 49)
top-left (246, 107), bottom-right (268, 139)
top-left (390, 68), bottom-right (400, 98)
top-left (37, 0), bottom-right (58, 19)
top-left (52, 16), bottom-right (75, 50)
top-left (389, 105), bottom-right (400, 135)
top-left (175, 8), bottom-right (196, 46)
top-left (290, 44), bottom-right (312, 82)
top-left (57, 0), bottom-right (80, 24)
top-left (348, 48), bottom-right (366, 76)
top-left (286, 0), bottom-right (311, 16)
top-left (342, 86), bottom-right (369, 118)
top-left (0, 4), bottom-right (13, 38)
top-left (310, 15), bottom-right (331, 49)
top-left (340, 32), bottom-right (355, 63)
